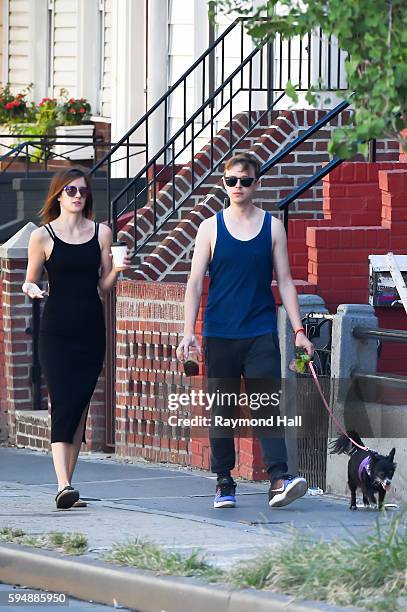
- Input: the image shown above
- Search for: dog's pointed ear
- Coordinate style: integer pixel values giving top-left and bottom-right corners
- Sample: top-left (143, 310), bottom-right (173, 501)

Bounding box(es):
top-left (369, 452), bottom-right (377, 463)
top-left (389, 448), bottom-right (396, 461)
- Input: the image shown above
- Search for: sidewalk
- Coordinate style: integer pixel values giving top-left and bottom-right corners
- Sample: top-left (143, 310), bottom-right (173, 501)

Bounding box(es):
top-left (0, 446), bottom-right (400, 610)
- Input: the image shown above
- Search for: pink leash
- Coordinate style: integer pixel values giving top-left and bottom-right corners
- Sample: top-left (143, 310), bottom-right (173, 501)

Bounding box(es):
top-left (308, 361), bottom-right (369, 452)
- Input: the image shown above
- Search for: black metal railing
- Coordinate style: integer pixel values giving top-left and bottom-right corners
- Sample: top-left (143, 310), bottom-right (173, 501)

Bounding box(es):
top-left (85, 18), bottom-right (348, 247)
top-left (277, 157), bottom-right (344, 233)
top-left (353, 327), bottom-right (407, 344)
top-left (0, 134), bottom-right (145, 177)
top-left (258, 99), bottom-right (350, 233)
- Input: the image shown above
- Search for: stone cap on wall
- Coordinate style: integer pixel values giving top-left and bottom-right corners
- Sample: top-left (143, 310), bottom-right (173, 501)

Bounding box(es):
top-left (0, 222), bottom-right (38, 260)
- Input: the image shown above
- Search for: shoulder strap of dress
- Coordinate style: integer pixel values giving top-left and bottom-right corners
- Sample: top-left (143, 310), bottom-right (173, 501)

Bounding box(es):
top-left (44, 223), bottom-right (56, 240)
top-left (95, 221), bottom-right (99, 238)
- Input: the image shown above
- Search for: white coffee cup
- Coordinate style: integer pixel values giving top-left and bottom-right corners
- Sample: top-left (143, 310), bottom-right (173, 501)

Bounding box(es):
top-left (111, 241), bottom-right (128, 269)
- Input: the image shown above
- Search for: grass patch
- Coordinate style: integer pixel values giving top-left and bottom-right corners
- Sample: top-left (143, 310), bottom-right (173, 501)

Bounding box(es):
top-left (106, 538), bottom-right (223, 583)
top-left (228, 508), bottom-right (407, 611)
top-left (0, 527), bottom-right (88, 555)
top-left (106, 509), bottom-right (407, 610)
top-left (2, 508), bottom-right (407, 610)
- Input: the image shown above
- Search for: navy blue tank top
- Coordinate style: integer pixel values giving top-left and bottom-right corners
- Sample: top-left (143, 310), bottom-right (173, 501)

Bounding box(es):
top-left (203, 210), bottom-right (277, 339)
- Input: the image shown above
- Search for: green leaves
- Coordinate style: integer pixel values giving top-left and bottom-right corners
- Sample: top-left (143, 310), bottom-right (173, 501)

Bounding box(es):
top-left (305, 90), bottom-right (318, 106)
top-left (285, 80), bottom-right (299, 104)
top-left (212, 0), bottom-right (407, 153)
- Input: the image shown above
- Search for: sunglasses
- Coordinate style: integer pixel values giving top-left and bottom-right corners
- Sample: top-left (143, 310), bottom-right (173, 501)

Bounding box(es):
top-left (63, 185), bottom-right (89, 198)
top-left (224, 176), bottom-right (256, 187)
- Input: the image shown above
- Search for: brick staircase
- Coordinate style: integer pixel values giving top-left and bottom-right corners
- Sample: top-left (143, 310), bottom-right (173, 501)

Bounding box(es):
top-left (117, 110), bottom-right (399, 282)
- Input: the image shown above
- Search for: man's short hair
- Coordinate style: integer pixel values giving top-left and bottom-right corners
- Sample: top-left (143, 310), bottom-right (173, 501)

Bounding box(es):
top-left (224, 153), bottom-right (261, 179)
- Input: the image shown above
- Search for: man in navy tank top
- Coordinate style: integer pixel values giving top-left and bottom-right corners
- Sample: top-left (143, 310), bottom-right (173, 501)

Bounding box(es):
top-left (176, 153), bottom-right (314, 509)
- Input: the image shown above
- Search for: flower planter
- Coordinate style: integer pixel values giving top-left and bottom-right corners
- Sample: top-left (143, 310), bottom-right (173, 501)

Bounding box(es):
top-left (53, 124), bottom-right (95, 160)
top-left (0, 124), bottom-right (38, 159)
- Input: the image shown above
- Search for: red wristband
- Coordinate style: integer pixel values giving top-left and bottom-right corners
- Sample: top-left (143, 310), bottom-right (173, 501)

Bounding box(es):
top-left (294, 328), bottom-right (305, 341)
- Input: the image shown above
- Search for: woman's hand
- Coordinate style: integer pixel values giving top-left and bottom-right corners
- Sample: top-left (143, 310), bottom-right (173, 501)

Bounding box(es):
top-left (111, 252), bottom-right (132, 273)
top-left (295, 331), bottom-right (314, 357)
top-left (22, 282), bottom-right (46, 299)
top-left (176, 334), bottom-right (201, 362)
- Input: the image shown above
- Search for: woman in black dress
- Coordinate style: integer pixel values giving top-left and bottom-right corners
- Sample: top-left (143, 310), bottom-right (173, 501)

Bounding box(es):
top-left (22, 168), bottom-right (130, 509)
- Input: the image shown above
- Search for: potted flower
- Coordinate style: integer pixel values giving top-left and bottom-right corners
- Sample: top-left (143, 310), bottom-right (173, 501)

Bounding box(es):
top-left (14, 97), bottom-right (59, 162)
top-left (0, 84), bottom-right (36, 158)
top-left (53, 88), bottom-right (94, 160)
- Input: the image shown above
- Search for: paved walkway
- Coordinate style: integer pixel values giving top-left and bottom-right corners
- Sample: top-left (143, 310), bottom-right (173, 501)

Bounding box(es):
top-left (0, 446), bottom-right (400, 572)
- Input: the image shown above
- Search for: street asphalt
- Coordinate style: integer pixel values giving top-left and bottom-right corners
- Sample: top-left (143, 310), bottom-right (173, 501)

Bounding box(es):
top-left (0, 582), bottom-right (126, 612)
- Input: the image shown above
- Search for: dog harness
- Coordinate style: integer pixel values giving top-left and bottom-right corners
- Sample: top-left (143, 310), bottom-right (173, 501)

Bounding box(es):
top-left (358, 456), bottom-right (372, 481)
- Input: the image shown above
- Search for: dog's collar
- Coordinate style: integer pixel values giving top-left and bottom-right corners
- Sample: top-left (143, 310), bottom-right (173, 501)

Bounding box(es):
top-left (358, 456), bottom-right (372, 481)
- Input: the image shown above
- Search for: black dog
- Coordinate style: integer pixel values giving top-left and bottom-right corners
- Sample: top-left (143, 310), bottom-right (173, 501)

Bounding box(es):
top-left (329, 430), bottom-right (396, 510)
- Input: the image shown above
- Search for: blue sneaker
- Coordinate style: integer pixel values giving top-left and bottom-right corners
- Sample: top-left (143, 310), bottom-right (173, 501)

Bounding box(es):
top-left (214, 477), bottom-right (237, 508)
top-left (268, 475), bottom-right (307, 508)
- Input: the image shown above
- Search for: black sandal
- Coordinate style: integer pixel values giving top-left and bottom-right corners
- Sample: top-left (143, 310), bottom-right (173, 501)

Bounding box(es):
top-left (55, 486), bottom-right (79, 509)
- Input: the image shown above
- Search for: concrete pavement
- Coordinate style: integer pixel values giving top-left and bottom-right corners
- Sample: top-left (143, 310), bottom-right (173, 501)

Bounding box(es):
top-left (0, 445), bottom-right (401, 610)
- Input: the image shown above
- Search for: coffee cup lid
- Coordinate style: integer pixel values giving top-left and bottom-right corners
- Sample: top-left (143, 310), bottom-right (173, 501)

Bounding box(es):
top-left (111, 241), bottom-right (127, 247)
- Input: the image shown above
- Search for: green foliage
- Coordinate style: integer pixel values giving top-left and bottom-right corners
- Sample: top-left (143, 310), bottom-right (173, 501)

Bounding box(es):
top-left (58, 88), bottom-right (91, 126)
top-left (210, 0), bottom-right (407, 157)
top-left (228, 509), bottom-right (407, 610)
top-left (292, 348), bottom-right (312, 374)
top-left (106, 538), bottom-right (223, 582)
top-left (37, 97), bottom-right (58, 131)
top-left (0, 527), bottom-right (88, 556)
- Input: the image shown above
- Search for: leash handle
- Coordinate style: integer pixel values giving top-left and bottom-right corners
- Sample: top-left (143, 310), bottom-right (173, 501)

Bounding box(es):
top-left (308, 361), bottom-right (369, 452)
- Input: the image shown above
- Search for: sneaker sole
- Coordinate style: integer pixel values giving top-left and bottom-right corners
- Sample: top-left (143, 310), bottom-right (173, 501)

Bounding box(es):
top-left (269, 479), bottom-right (307, 508)
top-left (214, 500), bottom-right (236, 508)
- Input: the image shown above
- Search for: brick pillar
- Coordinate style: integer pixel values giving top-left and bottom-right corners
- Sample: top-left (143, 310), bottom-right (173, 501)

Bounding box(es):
top-left (379, 169), bottom-right (407, 238)
top-left (323, 162), bottom-right (388, 225)
top-left (0, 224), bottom-right (40, 443)
top-left (0, 257), bottom-right (6, 440)
top-left (115, 280), bottom-right (189, 463)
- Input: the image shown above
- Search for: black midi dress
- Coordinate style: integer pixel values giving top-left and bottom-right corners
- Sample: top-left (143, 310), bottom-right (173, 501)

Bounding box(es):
top-left (39, 221), bottom-right (106, 444)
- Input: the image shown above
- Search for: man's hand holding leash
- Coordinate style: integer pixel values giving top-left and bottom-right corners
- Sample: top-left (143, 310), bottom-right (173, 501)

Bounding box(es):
top-left (294, 327), bottom-right (314, 357)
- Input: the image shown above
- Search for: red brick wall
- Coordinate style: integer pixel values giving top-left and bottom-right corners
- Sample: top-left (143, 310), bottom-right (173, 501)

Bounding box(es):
top-left (0, 268), bottom-right (6, 441)
top-left (14, 411), bottom-right (50, 451)
top-left (307, 163), bottom-right (407, 374)
top-left (114, 279), bottom-right (256, 473)
top-left (1, 258), bottom-right (35, 443)
top-left (114, 280), bottom-right (192, 463)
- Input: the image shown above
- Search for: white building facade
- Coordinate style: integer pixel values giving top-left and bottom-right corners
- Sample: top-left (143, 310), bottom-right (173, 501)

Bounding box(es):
top-left (1, 0), bottom-right (347, 175)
